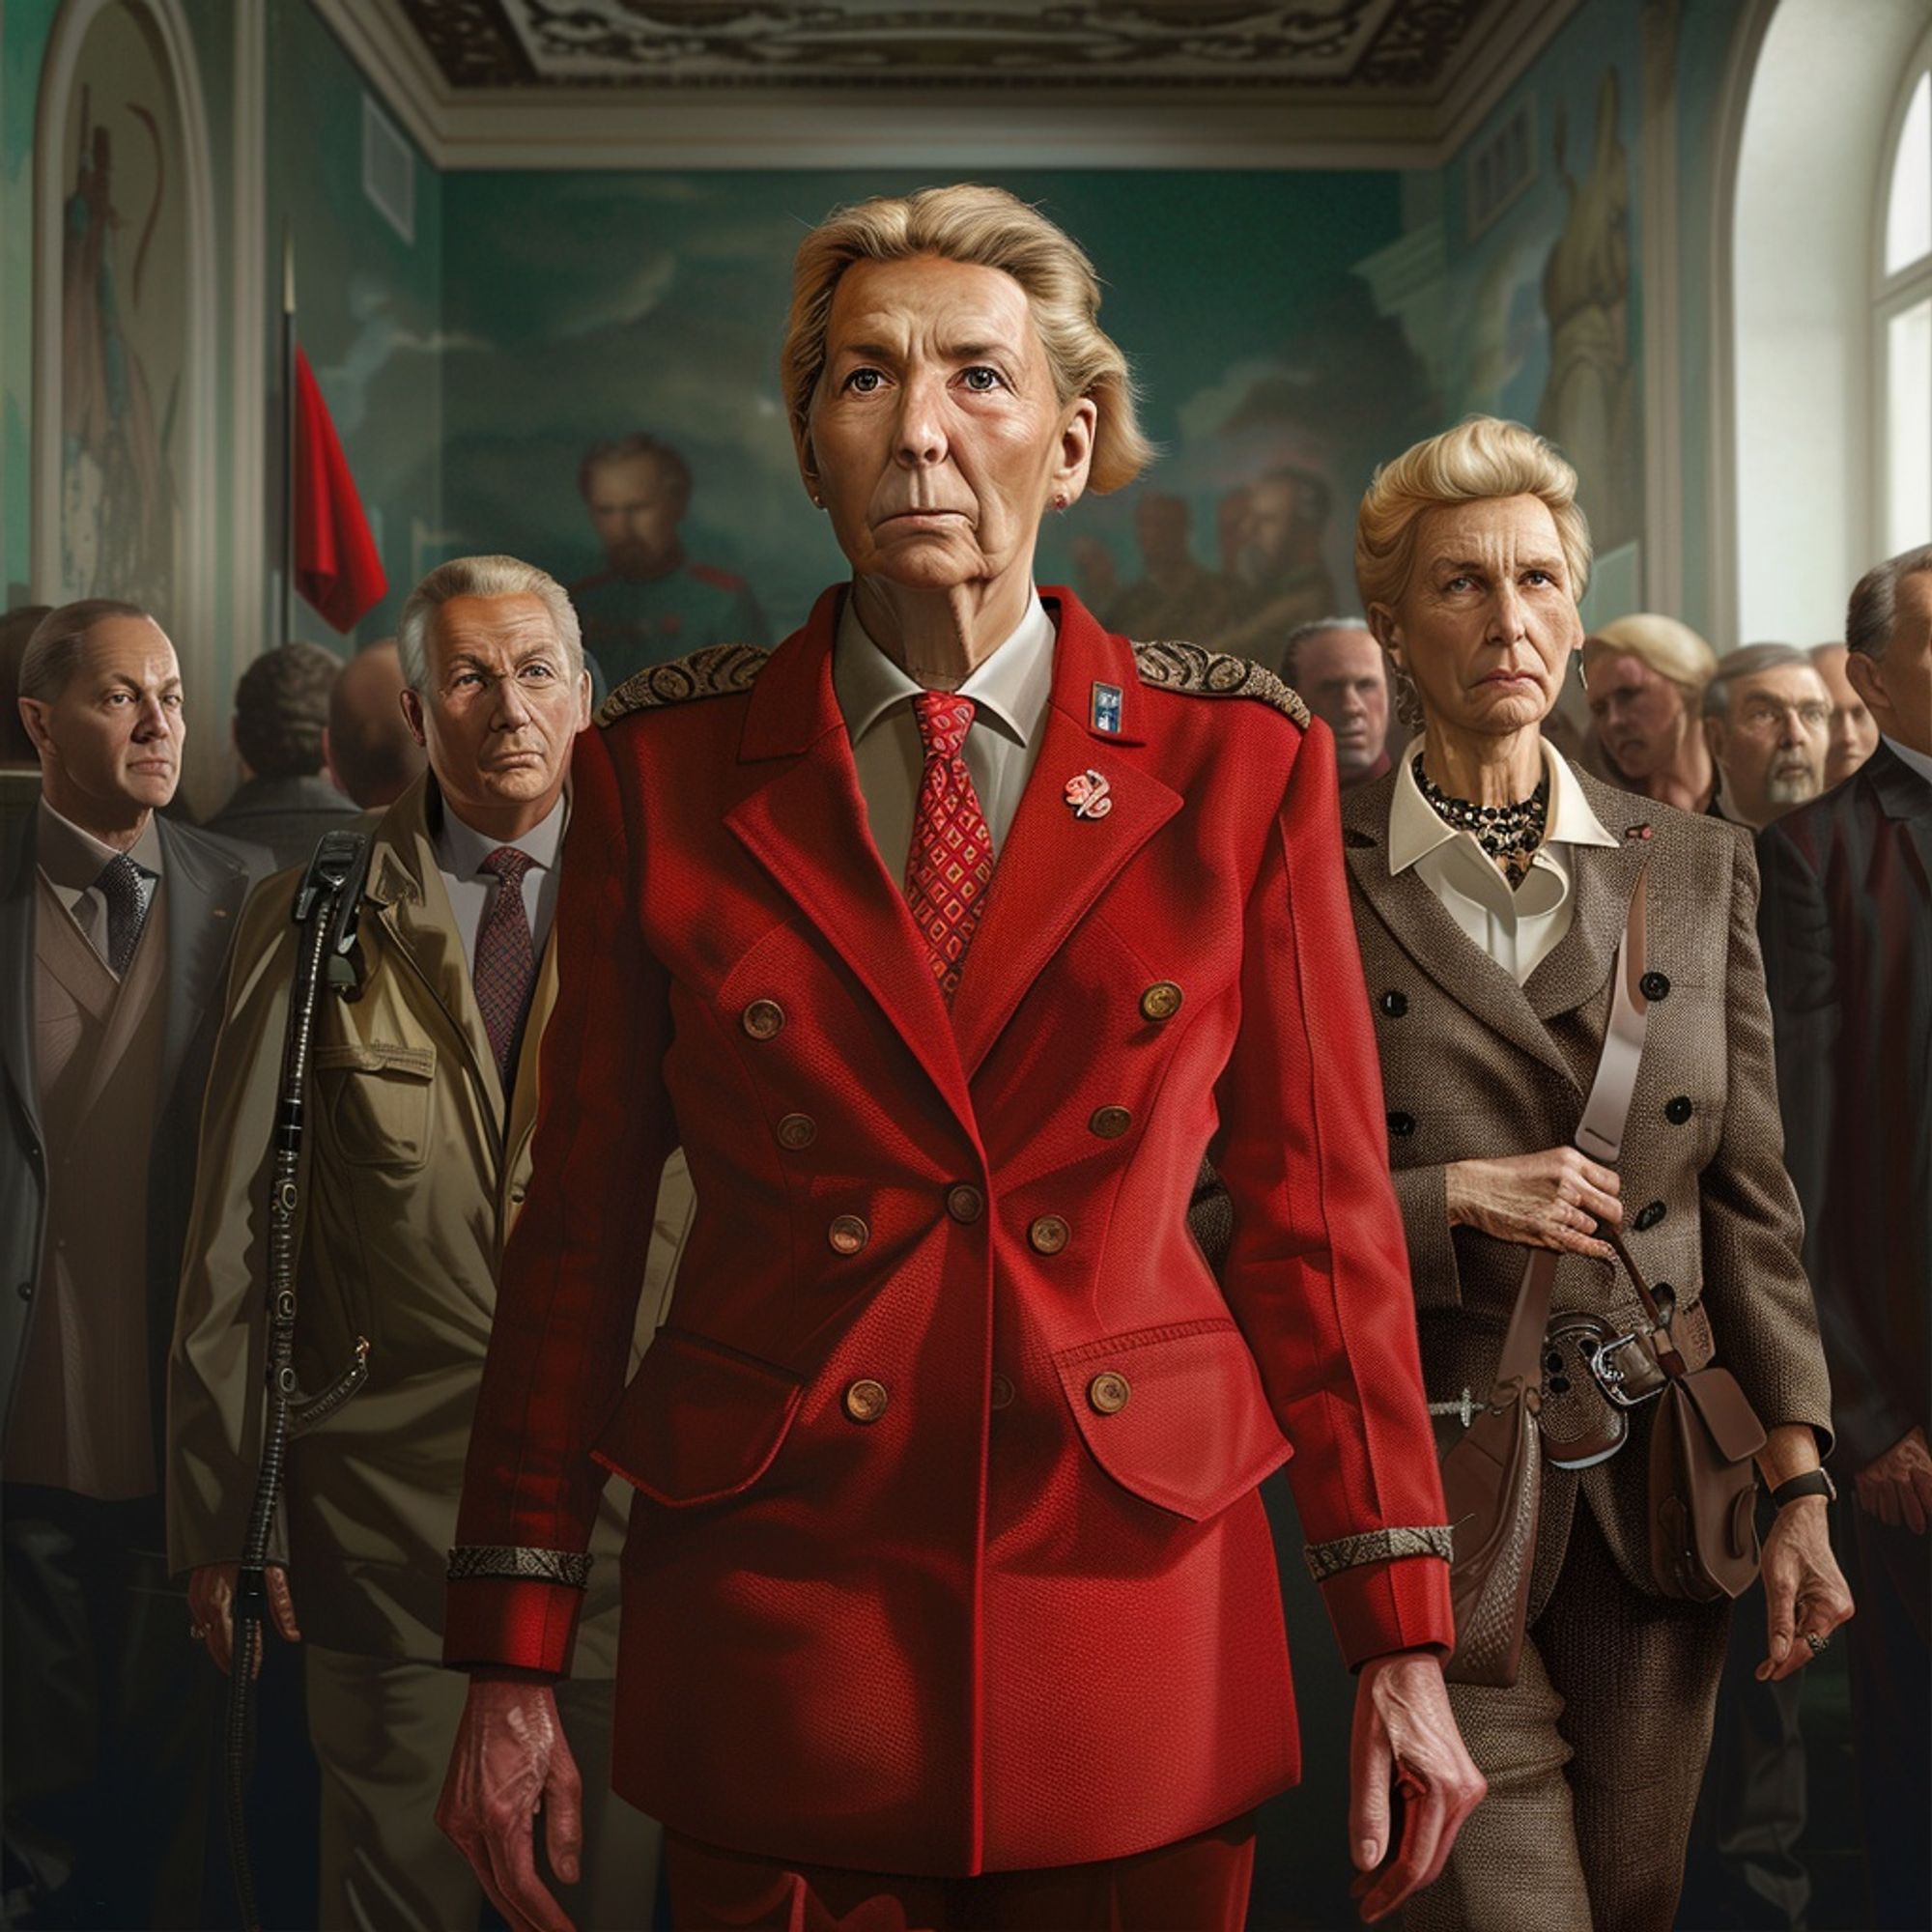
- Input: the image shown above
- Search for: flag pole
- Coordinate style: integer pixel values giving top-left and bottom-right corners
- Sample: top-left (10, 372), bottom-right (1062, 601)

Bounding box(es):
top-left (282, 225), bottom-right (298, 646)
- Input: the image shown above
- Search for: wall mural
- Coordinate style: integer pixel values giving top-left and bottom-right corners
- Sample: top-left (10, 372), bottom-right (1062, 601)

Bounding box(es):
top-left (53, 1), bottom-right (186, 615)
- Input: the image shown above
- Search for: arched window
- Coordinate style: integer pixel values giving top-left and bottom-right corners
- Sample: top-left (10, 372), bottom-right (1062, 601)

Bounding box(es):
top-left (1877, 41), bottom-right (1932, 555)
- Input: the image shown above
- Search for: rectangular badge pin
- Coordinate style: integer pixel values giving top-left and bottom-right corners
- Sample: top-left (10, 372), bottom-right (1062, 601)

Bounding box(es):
top-left (1091, 682), bottom-right (1123, 735)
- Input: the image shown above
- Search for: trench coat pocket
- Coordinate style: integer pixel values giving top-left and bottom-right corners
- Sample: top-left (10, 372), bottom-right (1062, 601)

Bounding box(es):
top-left (592, 1325), bottom-right (805, 1507)
top-left (316, 1042), bottom-right (436, 1169)
top-left (1054, 1318), bottom-right (1293, 1521)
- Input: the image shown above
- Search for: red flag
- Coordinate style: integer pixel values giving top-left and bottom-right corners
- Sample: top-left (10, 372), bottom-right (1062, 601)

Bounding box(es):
top-left (293, 346), bottom-right (387, 632)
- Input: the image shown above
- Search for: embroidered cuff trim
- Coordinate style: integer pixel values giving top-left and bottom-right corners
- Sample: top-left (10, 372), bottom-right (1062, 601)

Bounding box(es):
top-left (1304, 1525), bottom-right (1455, 1584)
top-left (446, 1545), bottom-right (592, 1589)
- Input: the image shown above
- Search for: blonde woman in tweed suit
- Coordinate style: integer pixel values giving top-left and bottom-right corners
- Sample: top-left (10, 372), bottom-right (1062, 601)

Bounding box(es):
top-left (1340, 417), bottom-right (1851, 1931)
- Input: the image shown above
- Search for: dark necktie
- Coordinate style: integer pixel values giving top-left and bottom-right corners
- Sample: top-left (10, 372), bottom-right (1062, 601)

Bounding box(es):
top-left (95, 851), bottom-right (151, 978)
top-left (904, 692), bottom-right (995, 1005)
top-left (474, 846), bottom-right (537, 1087)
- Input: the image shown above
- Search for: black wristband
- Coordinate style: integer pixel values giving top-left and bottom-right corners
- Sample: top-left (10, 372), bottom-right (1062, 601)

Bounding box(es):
top-left (1768, 1468), bottom-right (1836, 1509)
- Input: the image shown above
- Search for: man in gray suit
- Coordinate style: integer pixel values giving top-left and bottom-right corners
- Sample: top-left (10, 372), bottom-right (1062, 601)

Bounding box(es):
top-left (1, 599), bottom-right (267, 1926)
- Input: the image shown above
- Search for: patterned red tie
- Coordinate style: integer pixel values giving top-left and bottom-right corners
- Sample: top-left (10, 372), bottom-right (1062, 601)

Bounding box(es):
top-left (904, 691), bottom-right (994, 1005)
top-left (474, 845), bottom-right (537, 1086)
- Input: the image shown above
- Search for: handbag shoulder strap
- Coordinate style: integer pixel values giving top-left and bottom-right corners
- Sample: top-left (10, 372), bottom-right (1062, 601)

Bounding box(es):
top-left (1495, 867), bottom-right (1654, 1391)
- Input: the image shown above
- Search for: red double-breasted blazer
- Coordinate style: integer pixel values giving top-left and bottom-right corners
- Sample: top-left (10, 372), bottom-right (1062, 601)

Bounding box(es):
top-left (445, 586), bottom-right (1453, 1876)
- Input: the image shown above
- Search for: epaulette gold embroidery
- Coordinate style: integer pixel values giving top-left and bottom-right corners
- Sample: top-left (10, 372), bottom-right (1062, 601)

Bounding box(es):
top-left (1130, 639), bottom-right (1311, 729)
top-left (595, 642), bottom-right (769, 726)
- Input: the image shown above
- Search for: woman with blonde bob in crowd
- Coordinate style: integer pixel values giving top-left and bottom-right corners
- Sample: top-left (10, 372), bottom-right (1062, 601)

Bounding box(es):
top-left (1338, 416), bottom-right (1851, 1930)
top-left (1580, 610), bottom-right (1719, 810)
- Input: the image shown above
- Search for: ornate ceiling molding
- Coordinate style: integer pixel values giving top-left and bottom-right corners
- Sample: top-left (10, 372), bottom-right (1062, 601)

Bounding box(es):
top-left (311, 0), bottom-right (1581, 169)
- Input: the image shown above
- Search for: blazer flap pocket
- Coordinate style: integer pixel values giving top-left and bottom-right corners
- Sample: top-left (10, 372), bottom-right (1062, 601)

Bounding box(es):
top-left (315, 1042), bottom-right (436, 1079)
top-left (1681, 1365), bottom-right (1768, 1463)
top-left (592, 1325), bottom-right (805, 1507)
top-left (1054, 1318), bottom-right (1292, 1522)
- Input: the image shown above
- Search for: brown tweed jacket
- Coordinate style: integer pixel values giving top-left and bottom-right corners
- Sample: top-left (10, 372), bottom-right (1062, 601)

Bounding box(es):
top-left (1339, 759), bottom-right (1832, 1614)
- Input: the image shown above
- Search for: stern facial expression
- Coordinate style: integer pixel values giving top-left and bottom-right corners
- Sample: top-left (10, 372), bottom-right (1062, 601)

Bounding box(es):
top-left (805, 255), bottom-right (1094, 600)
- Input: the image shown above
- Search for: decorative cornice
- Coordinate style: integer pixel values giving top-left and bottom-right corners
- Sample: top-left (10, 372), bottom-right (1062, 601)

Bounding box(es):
top-left (311, 0), bottom-right (1581, 171)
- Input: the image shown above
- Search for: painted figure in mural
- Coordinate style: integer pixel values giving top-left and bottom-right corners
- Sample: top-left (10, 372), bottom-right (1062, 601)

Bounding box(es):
top-left (568, 432), bottom-right (769, 688)
top-left (1759, 544), bottom-right (1932, 1932)
top-left (1220, 465), bottom-right (1342, 661)
top-left (59, 96), bottom-right (174, 611)
top-left (2, 601), bottom-right (267, 1928)
top-left (1581, 611), bottom-right (1719, 811)
top-left (1809, 640), bottom-right (1880, 788)
top-left (1282, 616), bottom-right (1394, 789)
top-left (437, 183), bottom-right (1483, 1932)
top-left (170, 558), bottom-right (690, 1931)
top-left (1106, 490), bottom-right (1242, 646)
top-left (1538, 70), bottom-right (1639, 554)
top-left (1345, 417), bottom-right (1849, 1932)
top-left (1702, 643), bottom-right (1833, 831)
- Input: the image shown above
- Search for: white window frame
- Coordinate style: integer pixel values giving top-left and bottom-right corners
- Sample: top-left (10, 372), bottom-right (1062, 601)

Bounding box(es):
top-left (1873, 30), bottom-right (1932, 554)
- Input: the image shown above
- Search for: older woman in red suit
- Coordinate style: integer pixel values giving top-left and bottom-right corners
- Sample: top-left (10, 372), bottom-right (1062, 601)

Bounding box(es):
top-left (434, 185), bottom-right (1483, 1931)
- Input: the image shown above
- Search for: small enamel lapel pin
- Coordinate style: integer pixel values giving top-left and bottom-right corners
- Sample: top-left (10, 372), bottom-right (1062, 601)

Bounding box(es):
top-left (1065, 770), bottom-right (1114, 819)
top-left (1091, 682), bottom-right (1123, 735)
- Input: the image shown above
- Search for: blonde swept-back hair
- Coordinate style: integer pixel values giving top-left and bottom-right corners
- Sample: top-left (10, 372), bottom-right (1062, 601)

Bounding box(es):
top-left (1582, 612), bottom-right (1718, 697)
top-left (780, 184), bottom-right (1152, 496)
top-left (1354, 415), bottom-right (1593, 613)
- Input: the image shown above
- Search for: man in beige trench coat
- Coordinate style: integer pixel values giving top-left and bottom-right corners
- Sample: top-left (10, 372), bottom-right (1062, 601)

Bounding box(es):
top-left (168, 555), bottom-right (694, 1929)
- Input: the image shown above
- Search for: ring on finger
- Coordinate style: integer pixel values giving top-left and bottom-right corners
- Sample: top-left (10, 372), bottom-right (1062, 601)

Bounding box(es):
top-left (1804, 1631), bottom-right (1829, 1656)
top-left (188, 1623), bottom-right (208, 1641)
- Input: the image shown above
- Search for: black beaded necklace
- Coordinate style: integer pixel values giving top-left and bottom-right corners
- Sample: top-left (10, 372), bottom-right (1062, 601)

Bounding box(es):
top-left (1414, 765), bottom-right (1550, 890)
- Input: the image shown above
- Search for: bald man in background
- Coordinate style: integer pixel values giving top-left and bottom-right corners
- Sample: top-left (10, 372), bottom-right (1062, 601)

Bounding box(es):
top-left (324, 641), bottom-right (423, 810)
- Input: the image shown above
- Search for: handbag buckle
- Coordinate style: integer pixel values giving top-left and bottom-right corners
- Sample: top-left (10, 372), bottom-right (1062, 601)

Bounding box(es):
top-left (1587, 1330), bottom-right (1666, 1409)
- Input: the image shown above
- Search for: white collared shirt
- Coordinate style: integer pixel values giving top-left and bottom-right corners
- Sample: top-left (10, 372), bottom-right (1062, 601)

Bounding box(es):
top-left (36, 798), bottom-right (165, 978)
top-left (434, 791), bottom-right (567, 976)
top-left (1882, 734), bottom-right (1932, 788)
top-left (1389, 740), bottom-right (1619, 984)
top-left (833, 588), bottom-right (1057, 880)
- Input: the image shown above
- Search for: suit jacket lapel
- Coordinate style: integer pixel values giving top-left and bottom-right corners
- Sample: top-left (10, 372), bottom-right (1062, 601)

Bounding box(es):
top-left (1523, 778), bottom-right (1649, 1023)
top-left (948, 604), bottom-right (1180, 1080)
top-left (1865, 742), bottom-right (1932, 903)
top-left (2, 813), bottom-right (44, 1152)
top-left (155, 818), bottom-right (245, 1100)
top-left (503, 920), bottom-right (560, 1192)
top-left (368, 781), bottom-right (506, 1132)
top-left (1340, 778), bottom-right (1578, 1089)
top-left (724, 592), bottom-right (975, 1130)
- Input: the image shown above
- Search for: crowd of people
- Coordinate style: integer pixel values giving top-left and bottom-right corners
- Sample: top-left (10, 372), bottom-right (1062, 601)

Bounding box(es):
top-left (0, 180), bottom-right (1925, 1932)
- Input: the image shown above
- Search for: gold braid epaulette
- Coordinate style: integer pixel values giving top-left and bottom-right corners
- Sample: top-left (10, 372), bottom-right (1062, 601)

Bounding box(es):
top-left (1131, 639), bottom-right (1311, 729)
top-left (595, 642), bottom-right (769, 725)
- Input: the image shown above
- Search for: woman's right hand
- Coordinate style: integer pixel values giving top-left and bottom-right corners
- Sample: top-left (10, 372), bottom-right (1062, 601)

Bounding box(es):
top-left (1444, 1150), bottom-right (1621, 1258)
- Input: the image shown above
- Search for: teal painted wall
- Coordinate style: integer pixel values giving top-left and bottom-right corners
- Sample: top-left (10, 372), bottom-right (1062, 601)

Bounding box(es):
top-left (439, 168), bottom-right (1427, 640)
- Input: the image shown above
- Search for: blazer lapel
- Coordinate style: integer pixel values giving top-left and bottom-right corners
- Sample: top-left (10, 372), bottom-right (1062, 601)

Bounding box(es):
top-left (1340, 781), bottom-right (1578, 1089)
top-left (1523, 784), bottom-right (1649, 1022)
top-left (724, 592), bottom-right (975, 1131)
top-left (948, 604), bottom-right (1180, 1080)
top-left (1865, 742), bottom-right (1932, 903)
top-left (155, 818), bottom-right (246, 1099)
top-left (2, 813), bottom-right (44, 1151)
top-left (368, 782), bottom-right (506, 1133)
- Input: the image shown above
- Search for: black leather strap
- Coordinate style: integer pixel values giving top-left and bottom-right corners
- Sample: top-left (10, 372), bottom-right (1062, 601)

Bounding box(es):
top-left (1768, 1468), bottom-right (1835, 1509)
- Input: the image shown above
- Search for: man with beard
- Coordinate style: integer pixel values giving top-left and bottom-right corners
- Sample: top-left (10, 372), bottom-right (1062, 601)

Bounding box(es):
top-left (1701, 644), bottom-right (1832, 831)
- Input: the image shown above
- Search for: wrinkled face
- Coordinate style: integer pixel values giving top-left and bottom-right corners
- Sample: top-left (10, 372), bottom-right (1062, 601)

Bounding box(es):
top-left (22, 614), bottom-right (185, 825)
top-left (1810, 643), bottom-right (1879, 785)
top-left (1296, 627), bottom-right (1390, 778)
top-left (404, 594), bottom-right (590, 824)
top-left (1582, 650), bottom-right (1691, 780)
top-left (583, 456), bottom-right (685, 576)
top-left (805, 255), bottom-right (1094, 596)
top-left (1706, 665), bottom-right (1831, 824)
top-left (1374, 496), bottom-right (1582, 742)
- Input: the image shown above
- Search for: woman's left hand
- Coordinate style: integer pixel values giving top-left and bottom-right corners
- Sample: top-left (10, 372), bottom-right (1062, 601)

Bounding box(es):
top-left (1755, 1499), bottom-right (1855, 1682)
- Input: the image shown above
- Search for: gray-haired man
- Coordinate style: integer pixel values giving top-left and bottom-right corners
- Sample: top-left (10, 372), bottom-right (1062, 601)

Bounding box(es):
top-left (1701, 642), bottom-right (1833, 830)
top-left (169, 557), bottom-right (691, 1929)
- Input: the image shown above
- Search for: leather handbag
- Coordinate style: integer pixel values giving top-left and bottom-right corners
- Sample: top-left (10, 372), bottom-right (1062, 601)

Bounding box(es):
top-left (1597, 1221), bottom-right (1769, 1602)
top-left (1439, 869), bottom-right (1654, 1687)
